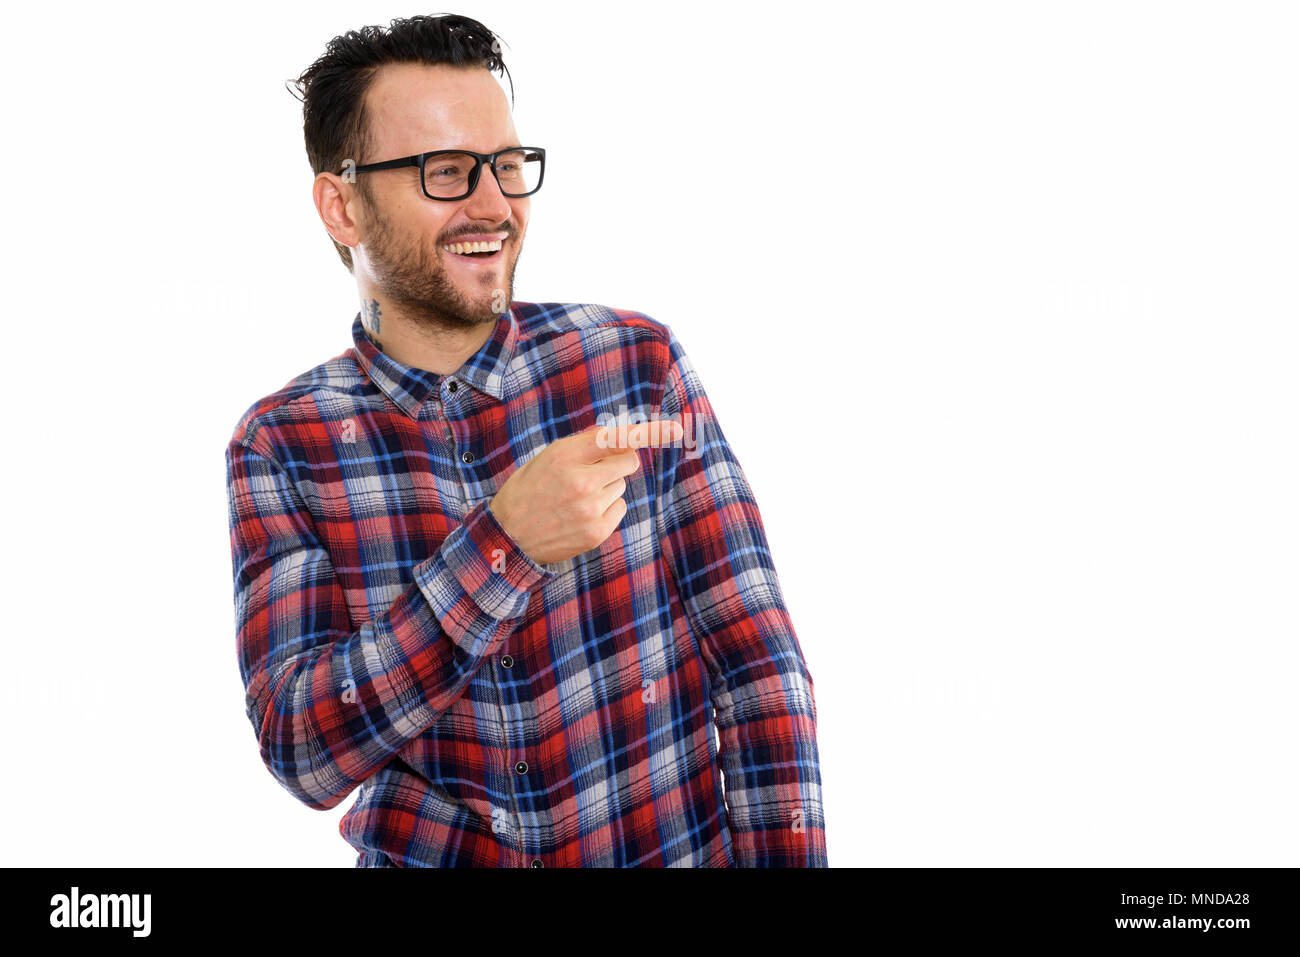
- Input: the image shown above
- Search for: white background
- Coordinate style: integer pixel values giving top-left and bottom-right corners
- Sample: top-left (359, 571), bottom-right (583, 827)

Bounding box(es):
top-left (2, 0), bottom-right (1296, 867)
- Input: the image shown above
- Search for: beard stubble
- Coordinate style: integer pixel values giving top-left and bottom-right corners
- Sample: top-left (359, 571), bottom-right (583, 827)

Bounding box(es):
top-left (362, 187), bottom-right (516, 334)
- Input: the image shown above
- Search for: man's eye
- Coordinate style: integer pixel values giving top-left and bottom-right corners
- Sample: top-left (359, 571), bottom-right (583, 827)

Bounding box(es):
top-left (430, 166), bottom-right (460, 178)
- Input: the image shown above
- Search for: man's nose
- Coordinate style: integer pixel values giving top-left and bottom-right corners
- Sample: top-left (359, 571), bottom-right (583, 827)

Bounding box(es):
top-left (464, 161), bottom-right (512, 218)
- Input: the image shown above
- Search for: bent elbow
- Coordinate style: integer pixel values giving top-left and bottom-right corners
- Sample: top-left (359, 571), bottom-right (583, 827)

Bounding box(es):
top-left (248, 687), bottom-right (357, 812)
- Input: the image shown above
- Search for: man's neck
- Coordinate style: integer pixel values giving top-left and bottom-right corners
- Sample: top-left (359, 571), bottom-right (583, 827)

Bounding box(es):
top-left (360, 295), bottom-right (496, 376)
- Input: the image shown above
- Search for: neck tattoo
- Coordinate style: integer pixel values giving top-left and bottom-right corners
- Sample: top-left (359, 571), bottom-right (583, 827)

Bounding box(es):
top-left (362, 299), bottom-right (383, 349)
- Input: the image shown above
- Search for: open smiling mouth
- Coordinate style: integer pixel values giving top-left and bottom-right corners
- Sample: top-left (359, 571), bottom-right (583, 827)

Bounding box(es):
top-left (443, 239), bottom-right (505, 262)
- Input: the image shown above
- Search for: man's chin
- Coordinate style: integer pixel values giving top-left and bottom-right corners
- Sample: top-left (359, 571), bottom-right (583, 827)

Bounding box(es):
top-left (377, 246), bottom-right (515, 328)
top-left (457, 282), bottom-right (513, 323)
top-left (442, 290), bottom-right (511, 328)
top-left (459, 283), bottom-right (512, 322)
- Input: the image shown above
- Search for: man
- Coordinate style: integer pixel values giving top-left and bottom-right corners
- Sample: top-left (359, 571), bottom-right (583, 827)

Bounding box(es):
top-left (225, 13), bottom-right (827, 867)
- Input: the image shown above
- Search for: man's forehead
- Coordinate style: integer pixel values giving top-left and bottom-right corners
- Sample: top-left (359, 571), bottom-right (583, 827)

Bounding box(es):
top-left (363, 61), bottom-right (515, 156)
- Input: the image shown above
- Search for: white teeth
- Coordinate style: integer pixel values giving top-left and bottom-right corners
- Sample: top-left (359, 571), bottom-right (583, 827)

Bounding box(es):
top-left (443, 240), bottom-right (504, 255)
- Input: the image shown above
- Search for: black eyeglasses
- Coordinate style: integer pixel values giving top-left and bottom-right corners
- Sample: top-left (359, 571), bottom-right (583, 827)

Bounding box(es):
top-left (345, 147), bottom-right (546, 201)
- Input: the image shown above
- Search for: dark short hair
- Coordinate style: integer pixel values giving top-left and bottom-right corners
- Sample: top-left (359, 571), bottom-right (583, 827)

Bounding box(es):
top-left (289, 14), bottom-right (514, 271)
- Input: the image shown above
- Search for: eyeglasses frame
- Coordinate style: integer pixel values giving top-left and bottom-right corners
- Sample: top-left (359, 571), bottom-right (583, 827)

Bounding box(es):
top-left (345, 146), bottom-right (546, 201)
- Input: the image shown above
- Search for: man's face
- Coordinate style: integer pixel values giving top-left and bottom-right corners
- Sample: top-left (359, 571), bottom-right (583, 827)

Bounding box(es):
top-left (350, 62), bottom-right (530, 331)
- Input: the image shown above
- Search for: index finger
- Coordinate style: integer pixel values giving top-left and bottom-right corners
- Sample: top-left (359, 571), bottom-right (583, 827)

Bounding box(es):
top-left (578, 419), bottom-right (685, 461)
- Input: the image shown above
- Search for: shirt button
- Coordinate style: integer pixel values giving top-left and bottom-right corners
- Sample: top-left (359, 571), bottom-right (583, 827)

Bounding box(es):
top-left (461, 450), bottom-right (475, 464)
top-left (500, 654), bottom-right (514, 668)
top-left (514, 761), bottom-right (528, 774)
top-left (530, 859), bottom-right (544, 868)
top-left (448, 380), bottom-right (458, 393)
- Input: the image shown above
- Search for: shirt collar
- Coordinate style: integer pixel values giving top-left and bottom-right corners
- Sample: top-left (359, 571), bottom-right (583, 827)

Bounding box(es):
top-left (350, 307), bottom-right (519, 418)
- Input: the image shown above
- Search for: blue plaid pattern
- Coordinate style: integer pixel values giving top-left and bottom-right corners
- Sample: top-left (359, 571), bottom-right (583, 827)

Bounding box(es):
top-left (225, 301), bottom-right (827, 866)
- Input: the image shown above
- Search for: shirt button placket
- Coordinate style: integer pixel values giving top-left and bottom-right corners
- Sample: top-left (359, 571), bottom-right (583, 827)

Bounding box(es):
top-left (446, 377), bottom-right (536, 868)
top-left (513, 756), bottom-right (533, 867)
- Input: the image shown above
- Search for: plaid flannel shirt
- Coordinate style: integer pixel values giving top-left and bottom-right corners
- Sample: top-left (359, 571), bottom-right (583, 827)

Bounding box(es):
top-left (224, 302), bottom-right (827, 866)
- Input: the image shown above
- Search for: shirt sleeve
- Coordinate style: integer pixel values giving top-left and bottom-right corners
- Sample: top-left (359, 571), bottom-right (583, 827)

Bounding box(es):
top-left (225, 436), bottom-right (554, 811)
top-left (653, 326), bottom-right (829, 867)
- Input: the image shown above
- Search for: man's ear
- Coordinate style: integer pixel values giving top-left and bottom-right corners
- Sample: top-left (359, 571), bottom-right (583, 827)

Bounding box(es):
top-left (314, 172), bottom-right (361, 249)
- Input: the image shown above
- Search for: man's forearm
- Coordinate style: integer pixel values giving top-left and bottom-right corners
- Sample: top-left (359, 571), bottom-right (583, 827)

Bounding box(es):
top-left (228, 439), bottom-right (554, 809)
